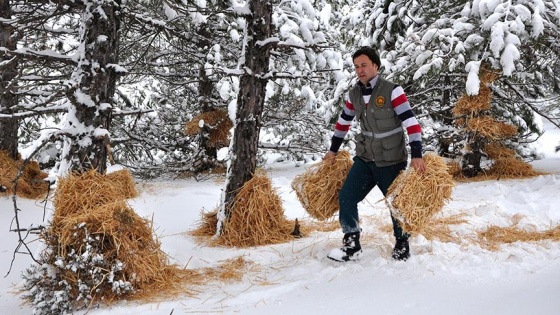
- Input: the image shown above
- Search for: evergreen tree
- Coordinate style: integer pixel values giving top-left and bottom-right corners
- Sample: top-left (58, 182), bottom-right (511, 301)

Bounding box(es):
top-left (348, 0), bottom-right (560, 161)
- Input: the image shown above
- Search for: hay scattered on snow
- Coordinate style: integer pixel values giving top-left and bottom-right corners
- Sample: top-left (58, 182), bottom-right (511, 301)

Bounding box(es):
top-left (201, 256), bottom-right (255, 282)
top-left (487, 158), bottom-right (539, 178)
top-left (0, 150), bottom-right (49, 199)
top-left (478, 220), bottom-right (560, 251)
top-left (419, 214), bottom-right (468, 242)
top-left (184, 109), bottom-right (232, 147)
top-left (386, 153), bottom-right (455, 236)
top-left (216, 171), bottom-right (294, 247)
top-left (291, 151), bottom-right (352, 221)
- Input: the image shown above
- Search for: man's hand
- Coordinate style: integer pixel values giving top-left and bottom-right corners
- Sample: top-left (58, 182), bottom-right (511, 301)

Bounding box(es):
top-left (411, 157), bottom-right (426, 174)
top-left (323, 151), bottom-right (337, 163)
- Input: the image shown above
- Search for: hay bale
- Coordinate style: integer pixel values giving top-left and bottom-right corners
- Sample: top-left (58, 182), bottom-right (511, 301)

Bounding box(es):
top-left (291, 151), bottom-right (353, 221)
top-left (217, 171), bottom-right (293, 247)
top-left (0, 150), bottom-right (49, 199)
top-left (386, 153), bottom-right (455, 236)
top-left (44, 169), bottom-right (183, 306)
top-left (184, 109), bottom-right (232, 147)
top-left (487, 158), bottom-right (538, 178)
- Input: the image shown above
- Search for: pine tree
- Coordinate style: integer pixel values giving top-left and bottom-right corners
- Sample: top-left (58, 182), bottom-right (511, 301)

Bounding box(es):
top-left (217, 0), bottom-right (343, 234)
top-left (351, 0), bottom-right (560, 160)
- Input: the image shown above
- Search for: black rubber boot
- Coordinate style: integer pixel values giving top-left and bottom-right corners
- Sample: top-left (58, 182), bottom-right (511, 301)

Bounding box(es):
top-left (327, 232), bottom-right (363, 262)
top-left (392, 238), bottom-right (410, 261)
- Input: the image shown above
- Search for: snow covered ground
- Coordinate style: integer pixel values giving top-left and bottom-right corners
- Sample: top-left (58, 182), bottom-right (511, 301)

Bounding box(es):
top-left (1, 119), bottom-right (559, 315)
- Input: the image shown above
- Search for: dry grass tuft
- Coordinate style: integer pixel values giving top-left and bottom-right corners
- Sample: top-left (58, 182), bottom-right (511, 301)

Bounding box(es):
top-left (0, 150), bottom-right (49, 199)
top-left (184, 109), bottom-right (232, 147)
top-left (386, 153), bottom-right (455, 236)
top-left (291, 151), bottom-right (352, 221)
top-left (216, 171), bottom-right (294, 247)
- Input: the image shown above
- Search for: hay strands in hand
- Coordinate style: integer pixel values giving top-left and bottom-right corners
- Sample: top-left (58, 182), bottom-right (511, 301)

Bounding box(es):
top-left (291, 151), bottom-right (353, 221)
top-left (386, 153), bottom-right (455, 236)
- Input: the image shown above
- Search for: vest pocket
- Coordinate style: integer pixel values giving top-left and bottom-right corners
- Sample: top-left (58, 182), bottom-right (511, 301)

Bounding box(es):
top-left (379, 133), bottom-right (406, 162)
top-left (355, 133), bottom-right (366, 158)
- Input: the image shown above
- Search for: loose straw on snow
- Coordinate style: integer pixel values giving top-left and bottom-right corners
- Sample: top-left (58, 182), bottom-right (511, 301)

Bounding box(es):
top-left (487, 158), bottom-right (539, 178)
top-left (386, 153), bottom-right (455, 236)
top-left (291, 151), bottom-right (353, 221)
top-left (478, 215), bottom-right (560, 251)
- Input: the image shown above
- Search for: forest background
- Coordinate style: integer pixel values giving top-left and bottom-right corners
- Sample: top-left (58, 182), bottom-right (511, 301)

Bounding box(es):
top-left (1, 0), bottom-right (560, 314)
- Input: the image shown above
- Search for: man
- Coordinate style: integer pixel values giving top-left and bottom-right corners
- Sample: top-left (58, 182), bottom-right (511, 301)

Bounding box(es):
top-left (324, 46), bottom-right (426, 262)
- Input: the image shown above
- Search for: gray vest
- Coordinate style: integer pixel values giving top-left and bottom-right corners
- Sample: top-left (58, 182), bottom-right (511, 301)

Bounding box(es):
top-left (349, 78), bottom-right (408, 166)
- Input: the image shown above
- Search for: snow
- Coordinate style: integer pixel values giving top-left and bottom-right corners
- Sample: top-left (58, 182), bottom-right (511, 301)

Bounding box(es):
top-left (2, 124), bottom-right (560, 315)
top-left (465, 61), bottom-right (481, 95)
top-left (162, 3), bottom-right (178, 20)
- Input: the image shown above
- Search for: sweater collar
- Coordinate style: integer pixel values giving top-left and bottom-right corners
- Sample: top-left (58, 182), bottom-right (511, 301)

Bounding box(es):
top-left (357, 75), bottom-right (379, 90)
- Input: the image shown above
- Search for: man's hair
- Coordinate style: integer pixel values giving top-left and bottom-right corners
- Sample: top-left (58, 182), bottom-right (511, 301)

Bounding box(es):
top-left (352, 46), bottom-right (381, 67)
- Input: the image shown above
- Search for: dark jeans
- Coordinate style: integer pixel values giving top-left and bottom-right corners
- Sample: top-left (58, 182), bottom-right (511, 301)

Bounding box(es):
top-left (338, 156), bottom-right (408, 241)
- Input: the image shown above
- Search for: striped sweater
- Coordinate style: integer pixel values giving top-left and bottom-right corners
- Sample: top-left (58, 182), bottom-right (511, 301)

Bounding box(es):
top-left (330, 76), bottom-right (423, 159)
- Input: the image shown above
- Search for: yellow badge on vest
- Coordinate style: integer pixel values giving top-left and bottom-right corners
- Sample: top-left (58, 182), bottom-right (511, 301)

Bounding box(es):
top-left (375, 96), bottom-right (385, 107)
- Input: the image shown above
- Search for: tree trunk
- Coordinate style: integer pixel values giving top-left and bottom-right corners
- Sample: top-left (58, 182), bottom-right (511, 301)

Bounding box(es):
top-left (0, 0), bottom-right (19, 160)
top-left (221, 1), bottom-right (272, 221)
top-left (462, 133), bottom-right (484, 177)
top-left (193, 25), bottom-right (219, 174)
top-left (63, 0), bottom-right (121, 175)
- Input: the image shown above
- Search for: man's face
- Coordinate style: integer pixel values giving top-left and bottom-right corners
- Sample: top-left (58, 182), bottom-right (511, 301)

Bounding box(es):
top-left (353, 54), bottom-right (379, 85)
